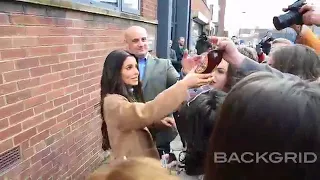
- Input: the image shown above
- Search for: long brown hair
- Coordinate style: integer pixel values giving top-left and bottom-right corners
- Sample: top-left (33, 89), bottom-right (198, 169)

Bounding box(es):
top-left (100, 50), bottom-right (144, 150)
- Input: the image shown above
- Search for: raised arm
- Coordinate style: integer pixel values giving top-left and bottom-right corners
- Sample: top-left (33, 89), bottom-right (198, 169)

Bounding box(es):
top-left (209, 36), bottom-right (299, 79)
top-left (104, 68), bottom-right (214, 131)
top-left (104, 81), bottom-right (188, 131)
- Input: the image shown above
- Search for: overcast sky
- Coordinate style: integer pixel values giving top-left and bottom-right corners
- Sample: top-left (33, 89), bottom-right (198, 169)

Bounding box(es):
top-left (207, 0), bottom-right (319, 36)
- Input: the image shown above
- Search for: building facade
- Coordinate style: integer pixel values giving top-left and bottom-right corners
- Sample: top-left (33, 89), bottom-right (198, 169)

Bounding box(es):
top-left (157, 0), bottom-right (221, 59)
top-left (0, 0), bottom-right (157, 179)
top-left (189, 0), bottom-right (213, 53)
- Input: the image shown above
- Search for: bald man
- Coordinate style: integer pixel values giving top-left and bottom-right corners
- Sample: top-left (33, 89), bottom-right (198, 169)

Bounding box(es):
top-left (124, 26), bottom-right (180, 155)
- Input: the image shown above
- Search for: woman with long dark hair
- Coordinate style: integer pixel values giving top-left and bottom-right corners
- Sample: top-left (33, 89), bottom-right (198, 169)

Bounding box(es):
top-left (177, 89), bottom-right (226, 180)
top-left (100, 50), bottom-right (213, 161)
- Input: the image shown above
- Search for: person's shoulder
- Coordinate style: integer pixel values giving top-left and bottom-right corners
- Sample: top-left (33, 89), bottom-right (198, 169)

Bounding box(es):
top-left (149, 55), bottom-right (171, 63)
top-left (104, 94), bottom-right (129, 104)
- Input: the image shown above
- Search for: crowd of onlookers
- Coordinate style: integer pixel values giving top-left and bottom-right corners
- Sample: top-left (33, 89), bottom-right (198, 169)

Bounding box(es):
top-left (89, 3), bottom-right (320, 180)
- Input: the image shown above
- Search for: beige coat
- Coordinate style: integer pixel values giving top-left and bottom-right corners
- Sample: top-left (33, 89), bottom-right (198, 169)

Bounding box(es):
top-left (103, 81), bottom-right (188, 161)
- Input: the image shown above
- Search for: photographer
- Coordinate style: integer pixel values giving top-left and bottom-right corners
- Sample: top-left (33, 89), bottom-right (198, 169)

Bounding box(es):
top-left (231, 36), bottom-right (240, 45)
top-left (293, 4), bottom-right (320, 54)
top-left (274, 1), bottom-right (320, 53)
top-left (258, 31), bottom-right (274, 55)
top-left (195, 32), bottom-right (212, 55)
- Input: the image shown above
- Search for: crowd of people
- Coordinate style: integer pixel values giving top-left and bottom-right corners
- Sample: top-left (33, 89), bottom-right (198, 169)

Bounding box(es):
top-left (89, 3), bottom-right (320, 180)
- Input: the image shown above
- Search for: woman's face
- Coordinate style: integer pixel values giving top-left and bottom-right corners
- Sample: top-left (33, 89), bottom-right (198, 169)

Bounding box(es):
top-left (210, 59), bottom-right (229, 91)
top-left (121, 56), bottom-right (139, 86)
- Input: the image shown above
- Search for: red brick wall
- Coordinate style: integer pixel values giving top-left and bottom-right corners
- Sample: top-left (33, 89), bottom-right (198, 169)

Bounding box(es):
top-left (0, 1), bottom-right (156, 179)
top-left (191, 0), bottom-right (212, 20)
top-left (141, 0), bottom-right (157, 20)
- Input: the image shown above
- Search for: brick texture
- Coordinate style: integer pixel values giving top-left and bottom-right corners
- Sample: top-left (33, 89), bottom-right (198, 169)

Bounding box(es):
top-left (191, 0), bottom-right (212, 21)
top-left (0, 0), bottom-right (156, 179)
top-left (141, 0), bottom-right (157, 20)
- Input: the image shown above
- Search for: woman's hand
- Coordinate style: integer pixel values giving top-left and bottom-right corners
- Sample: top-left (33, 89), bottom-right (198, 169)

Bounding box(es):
top-left (160, 117), bottom-right (176, 128)
top-left (181, 50), bottom-right (202, 74)
top-left (180, 68), bottom-right (214, 88)
top-left (152, 117), bottom-right (176, 129)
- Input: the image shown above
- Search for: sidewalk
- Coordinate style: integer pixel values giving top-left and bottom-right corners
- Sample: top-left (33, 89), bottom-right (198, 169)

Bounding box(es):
top-left (170, 134), bottom-right (185, 160)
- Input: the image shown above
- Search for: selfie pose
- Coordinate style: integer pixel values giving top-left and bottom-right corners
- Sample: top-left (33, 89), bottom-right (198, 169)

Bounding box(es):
top-left (100, 50), bottom-right (213, 161)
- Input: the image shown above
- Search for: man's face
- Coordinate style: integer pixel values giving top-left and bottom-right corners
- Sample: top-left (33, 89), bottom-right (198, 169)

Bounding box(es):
top-left (125, 29), bottom-right (149, 58)
top-left (179, 38), bottom-right (185, 46)
top-left (169, 40), bottom-right (172, 48)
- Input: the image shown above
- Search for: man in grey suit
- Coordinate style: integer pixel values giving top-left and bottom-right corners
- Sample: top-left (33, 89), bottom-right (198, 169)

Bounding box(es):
top-left (124, 26), bottom-right (180, 154)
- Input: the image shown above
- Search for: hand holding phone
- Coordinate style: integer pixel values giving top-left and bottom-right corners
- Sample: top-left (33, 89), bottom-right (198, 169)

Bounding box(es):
top-left (195, 50), bottom-right (223, 74)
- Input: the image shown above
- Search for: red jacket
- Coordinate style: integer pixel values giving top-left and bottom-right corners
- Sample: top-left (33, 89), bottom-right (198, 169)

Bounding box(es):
top-left (258, 53), bottom-right (266, 63)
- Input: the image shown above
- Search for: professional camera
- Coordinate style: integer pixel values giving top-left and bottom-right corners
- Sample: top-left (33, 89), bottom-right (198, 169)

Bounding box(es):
top-left (195, 33), bottom-right (212, 55)
top-left (257, 31), bottom-right (274, 55)
top-left (259, 32), bottom-right (273, 45)
top-left (198, 32), bottom-right (208, 41)
top-left (273, 0), bottom-right (306, 30)
top-left (231, 36), bottom-right (239, 45)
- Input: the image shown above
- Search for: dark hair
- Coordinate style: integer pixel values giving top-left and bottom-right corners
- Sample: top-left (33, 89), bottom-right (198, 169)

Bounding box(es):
top-left (100, 50), bottom-right (144, 151)
top-left (205, 72), bottom-right (320, 180)
top-left (176, 89), bottom-right (226, 175)
top-left (270, 44), bottom-right (320, 80)
top-left (224, 63), bottom-right (244, 92)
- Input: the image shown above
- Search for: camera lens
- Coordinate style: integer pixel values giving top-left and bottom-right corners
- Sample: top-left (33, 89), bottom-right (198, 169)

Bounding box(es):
top-left (273, 11), bottom-right (301, 30)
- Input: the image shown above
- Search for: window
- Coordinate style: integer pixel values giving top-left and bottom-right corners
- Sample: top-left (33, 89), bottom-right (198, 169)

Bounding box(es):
top-left (76, 0), bottom-right (141, 15)
top-left (122, 0), bottom-right (140, 15)
top-left (100, 0), bottom-right (118, 6)
top-left (90, 0), bottom-right (120, 11)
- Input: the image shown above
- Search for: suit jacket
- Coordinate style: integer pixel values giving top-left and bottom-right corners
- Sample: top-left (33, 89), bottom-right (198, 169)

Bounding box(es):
top-left (103, 81), bottom-right (188, 161)
top-left (170, 48), bottom-right (177, 61)
top-left (175, 46), bottom-right (187, 61)
top-left (141, 54), bottom-right (180, 146)
top-left (142, 54), bottom-right (180, 101)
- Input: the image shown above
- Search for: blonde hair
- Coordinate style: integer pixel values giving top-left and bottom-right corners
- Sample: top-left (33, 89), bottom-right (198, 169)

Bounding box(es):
top-left (89, 157), bottom-right (179, 180)
top-left (237, 45), bottom-right (258, 61)
top-left (271, 38), bottom-right (292, 45)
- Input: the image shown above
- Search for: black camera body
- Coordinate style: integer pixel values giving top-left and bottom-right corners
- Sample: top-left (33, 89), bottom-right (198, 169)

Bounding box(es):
top-left (195, 34), bottom-right (212, 55)
top-left (198, 34), bottom-right (208, 42)
top-left (259, 34), bottom-right (272, 45)
top-left (273, 0), bottom-right (306, 30)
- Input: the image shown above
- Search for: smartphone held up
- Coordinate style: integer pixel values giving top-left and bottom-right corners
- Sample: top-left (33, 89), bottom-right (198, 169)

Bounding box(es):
top-left (195, 49), bottom-right (223, 74)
